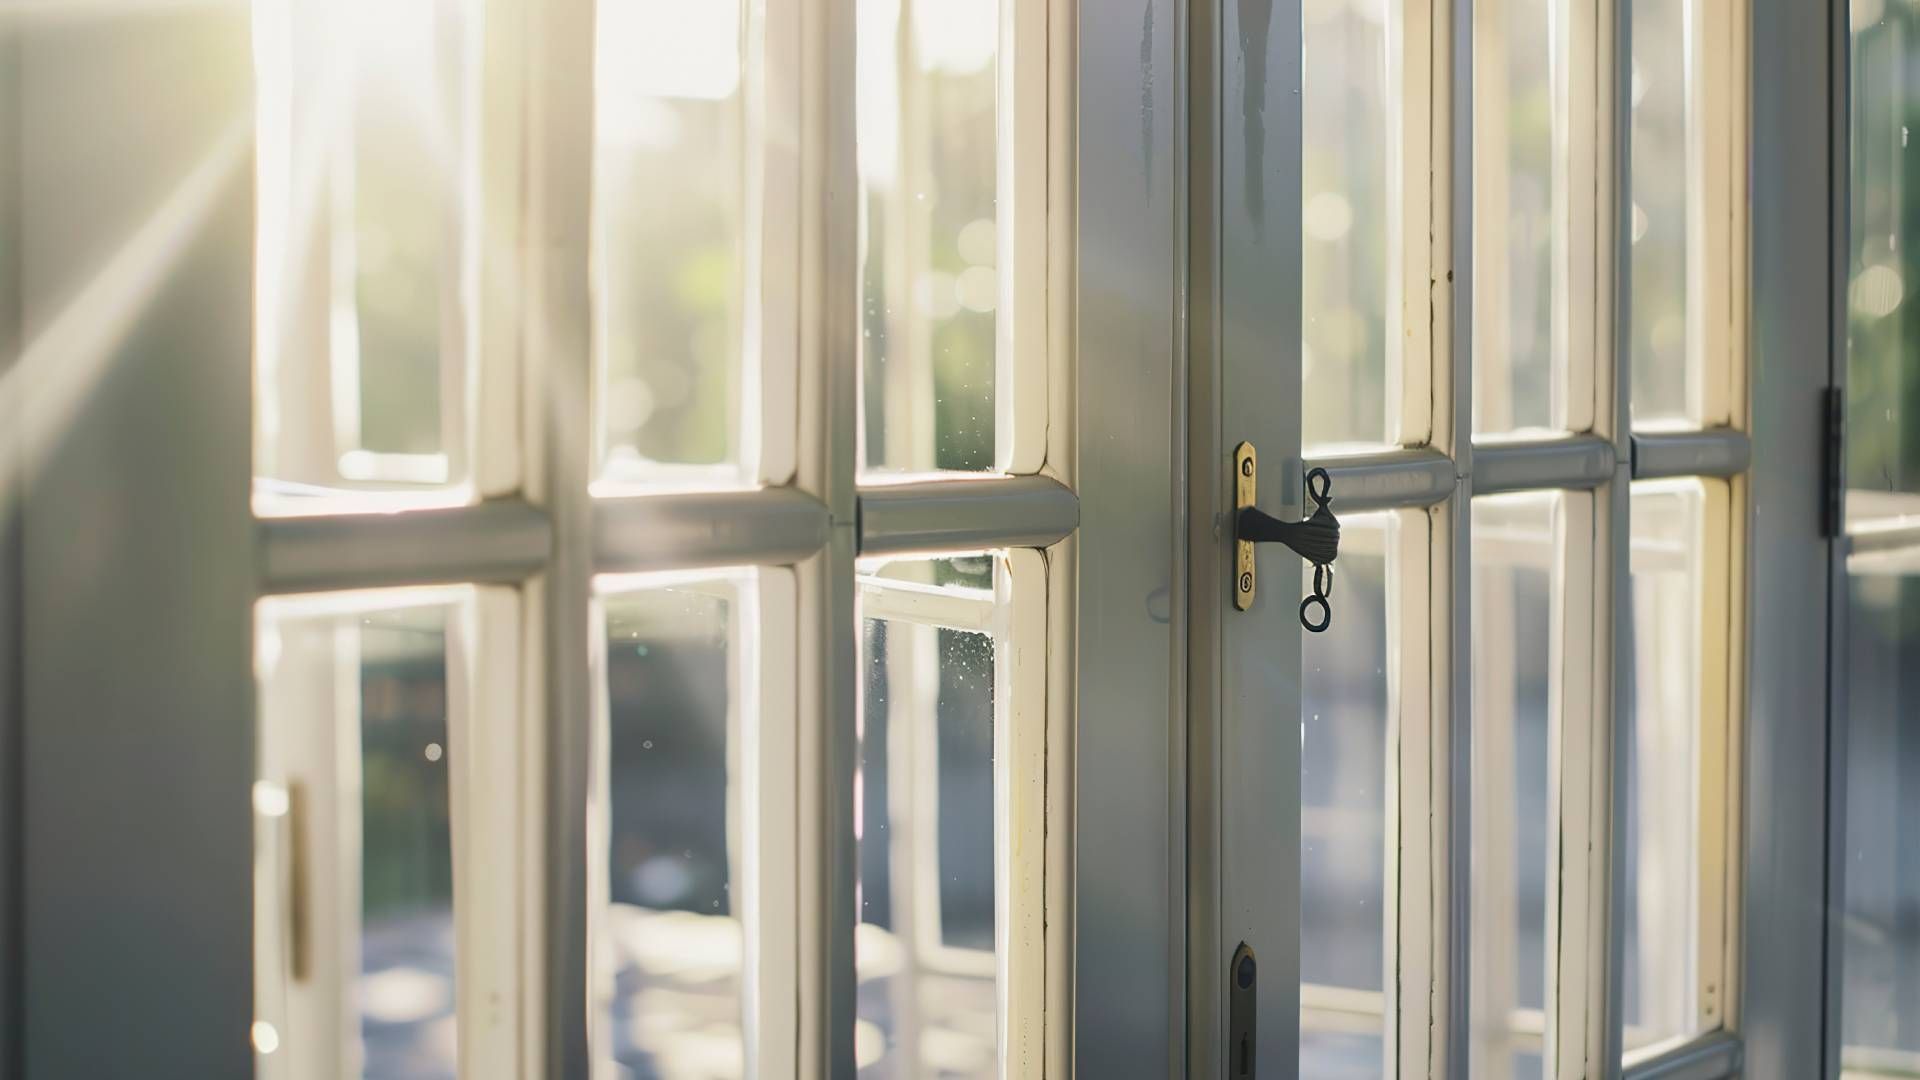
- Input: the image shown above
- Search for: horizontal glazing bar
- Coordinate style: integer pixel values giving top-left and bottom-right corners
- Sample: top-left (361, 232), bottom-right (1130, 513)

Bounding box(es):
top-left (1846, 505), bottom-right (1920, 558)
top-left (595, 487), bottom-right (833, 574)
top-left (1306, 447), bottom-right (1458, 511)
top-left (1846, 542), bottom-right (1920, 577)
top-left (1630, 429), bottom-right (1752, 479)
top-left (257, 498), bottom-right (553, 593)
top-left (1472, 434), bottom-right (1616, 494)
top-left (857, 475), bottom-right (1080, 555)
top-left (1621, 1032), bottom-right (1743, 1080)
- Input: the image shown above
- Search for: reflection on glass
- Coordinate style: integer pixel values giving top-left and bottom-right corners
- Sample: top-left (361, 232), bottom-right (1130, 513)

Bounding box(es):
top-left (1470, 495), bottom-right (1556, 1079)
top-left (1624, 482), bottom-right (1706, 1051)
top-left (1841, 7), bottom-right (1920, 1073)
top-left (857, 616), bottom-right (997, 1076)
top-left (1845, 0), bottom-right (1920, 518)
top-left (1300, 513), bottom-right (1391, 1077)
top-left (858, 0), bottom-right (1000, 473)
top-left (255, 599), bottom-right (458, 1079)
top-left (1628, 0), bottom-right (1694, 424)
top-left (1840, 571), bottom-right (1920, 1073)
top-left (1302, 0), bottom-right (1396, 450)
top-left (600, 583), bottom-right (745, 1077)
top-left (862, 553), bottom-right (996, 594)
top-left (254, 0), bottom-right (478, 503)
top-left (595, 0), bottom-right (747, 480)
top-left (1473, 0), bottom-right (1559, 434)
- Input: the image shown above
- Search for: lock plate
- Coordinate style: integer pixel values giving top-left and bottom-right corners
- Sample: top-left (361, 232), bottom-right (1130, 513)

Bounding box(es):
top-left (1228, 942), bottom-right (1257, 1076)
top-left (1234, 442), bottom-right (1257, 611)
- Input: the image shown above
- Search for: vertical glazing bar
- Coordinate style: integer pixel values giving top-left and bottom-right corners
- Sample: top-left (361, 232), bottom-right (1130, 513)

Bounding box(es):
top-left (1043, 5), bottom-right (1075, 1060)
top-left (1601, 0), bottom-right (1632, 1065)
top-left (794, 0), bottom-right (858, 1072)
top-left (751, 570), bottom-right (801, 1075)
top-left (997, 0), bottom-right (1051, 475)
top-left (474, 0), bottom-right (526, 498)
top-left (1547, 493), bottom-right (1597, 1080)
top-left (750, 0), bottom-right (801, 487)
top-left (997, 550), bottom-right (1049, 1077)
top-left (0, 25), bottom-right (19, 1078)
top-left (1600, 475), bottom-right (1629, 1080)
top-left (1392, 0), bottom-right (1438, 445)
top-left (446, 588), bottom-right (529, 1079)
top-left (1444, 0), bottom-right (1476, 1062)
top-left (523, 0), bottom-right (596, 1070)
top-left (1387, 512), bottom-right (1439, 1077)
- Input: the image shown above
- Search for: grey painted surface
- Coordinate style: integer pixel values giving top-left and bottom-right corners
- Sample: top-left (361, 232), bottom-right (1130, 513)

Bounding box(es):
top-left (1215, 0), bottom-right (1307, 1059)
top-left (1073, 0), bottom-right (1184, 1073)
top-left (0, 24), bottom-right (20, 1080)
top-left (1629, 430), bottom-right (1753, 481)
top-left (1473, 435), bottom-right (1616, 496)
top-left (857, 476), bottom-right (1079, 555)
top-left (1307, 448), bottom-right (1458, 511)
top-left (1745, 0), bottom-right (1842, 1070)
top-left (260, 499), bottom-right (555, 592)
top-left (18, 11), bottom-right (256, 1076)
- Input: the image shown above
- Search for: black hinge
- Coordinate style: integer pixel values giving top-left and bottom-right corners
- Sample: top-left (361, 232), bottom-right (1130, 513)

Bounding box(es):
top-left (1822, 386), bottom-right (1844, 540)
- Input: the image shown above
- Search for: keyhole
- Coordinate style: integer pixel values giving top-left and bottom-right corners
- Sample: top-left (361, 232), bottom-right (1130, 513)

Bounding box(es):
top-left (1238, 1034), bottom-right (1250, 1076)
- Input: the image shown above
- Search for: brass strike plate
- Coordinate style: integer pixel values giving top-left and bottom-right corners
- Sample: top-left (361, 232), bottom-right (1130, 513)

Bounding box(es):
top-left (1234, 441), bottom-right (1256, 611)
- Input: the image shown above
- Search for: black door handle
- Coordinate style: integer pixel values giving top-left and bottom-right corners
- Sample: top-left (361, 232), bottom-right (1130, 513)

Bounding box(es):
top-left (1233, 449), bottom-right (1341, 632)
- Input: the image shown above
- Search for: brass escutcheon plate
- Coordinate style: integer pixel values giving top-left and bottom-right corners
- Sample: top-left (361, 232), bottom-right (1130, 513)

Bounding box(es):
top-left (1234, 441), bottom-right (1256, 611)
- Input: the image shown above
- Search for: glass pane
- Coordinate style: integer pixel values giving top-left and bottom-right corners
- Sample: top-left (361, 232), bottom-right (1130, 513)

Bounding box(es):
top-left (857, 0), bottom-right (1000, 474)
top-left (1839, 570), bottom-right (1920, 1072)
top-left (1841, 8), bottom-right (1920, 1073)
top-left (1469, 495), bottom-right (1556, 1079)
top-left (862, 553), bottom-right (997, 593)
top-left (1624, 482), bottom-right (1708, 1051)
top-left (1300, 512), bottom-right (1393, 1077)
top-left (1473, 0), bottom-right (1560, 434)
top-left (254, 597), bottom-right (459, 1077)
top-left (599, 581), bottom-right (747, 1077)
top-left (1845, 0), bottom-right (1920, 524)
top-left (1300, 1031), bottom-right (1385, 1080)
top-left (594, 0), bottom-right (748, 483)
top-left (857, 613), bottom-right (998, 1075)
top-left (1302, 0), bottom-right (1397, 451)
top-left (254, 0), bottom-right (480, 506)
top-left (1628, 0), bottom-right (1695, 425)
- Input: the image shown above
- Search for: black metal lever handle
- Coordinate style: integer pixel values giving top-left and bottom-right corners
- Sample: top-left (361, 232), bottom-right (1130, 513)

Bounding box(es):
top-left (1237, 468), bottom-right (1340, 632)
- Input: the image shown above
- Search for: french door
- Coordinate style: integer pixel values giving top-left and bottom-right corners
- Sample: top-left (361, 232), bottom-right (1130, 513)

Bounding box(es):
top-left (0, 2), bottom-right (1862, 1080)
top-left (1186, 0), bottom-right (1758, 1075)
top-left (19, 0), bottom-right (1087, 1076)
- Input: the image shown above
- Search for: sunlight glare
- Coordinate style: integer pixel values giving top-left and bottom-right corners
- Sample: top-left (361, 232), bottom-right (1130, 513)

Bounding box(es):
top-left (0, 119), bottom-right (250, 486)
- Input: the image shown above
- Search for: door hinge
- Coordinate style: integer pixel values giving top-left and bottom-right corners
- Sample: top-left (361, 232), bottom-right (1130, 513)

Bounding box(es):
top-left (1823, 386), bottom-right (1844, 540)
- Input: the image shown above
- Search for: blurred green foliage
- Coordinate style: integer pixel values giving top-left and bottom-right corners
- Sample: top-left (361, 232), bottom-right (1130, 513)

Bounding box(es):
top-left (599, 95), bottom-right (741, 470)
top-left (1846, 8), bottom-right (1920, 498)
top-left (359, 644), bottom-right (454, 921)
